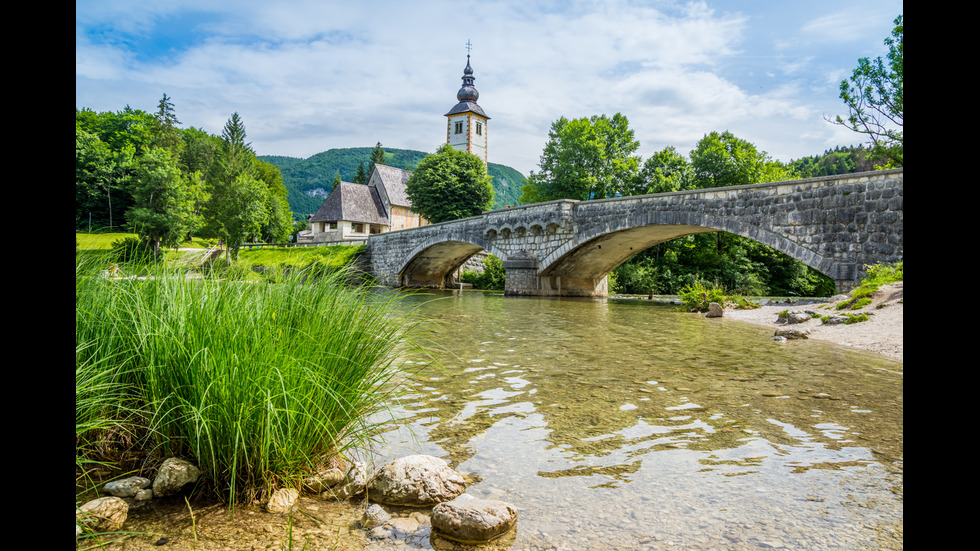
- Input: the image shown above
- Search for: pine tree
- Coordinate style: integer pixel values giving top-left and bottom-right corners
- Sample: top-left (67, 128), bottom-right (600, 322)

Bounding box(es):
top-left (153, 93), bottom-right (183, 156)
top-left (369, 142), bottom-right (386, 175)
top-left (354, 161), bottom-right (367, 184)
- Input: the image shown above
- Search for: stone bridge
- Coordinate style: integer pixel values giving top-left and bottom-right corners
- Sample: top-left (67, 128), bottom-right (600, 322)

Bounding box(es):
top-left (365, 169), bottom-right (903, 296)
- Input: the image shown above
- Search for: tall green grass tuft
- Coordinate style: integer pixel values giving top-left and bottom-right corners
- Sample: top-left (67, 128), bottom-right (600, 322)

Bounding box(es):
top-left (75, 253), bottom-right (422, 506)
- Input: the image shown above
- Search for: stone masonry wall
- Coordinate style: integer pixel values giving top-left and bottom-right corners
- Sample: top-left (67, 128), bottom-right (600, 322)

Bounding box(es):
top-left (366, 169), bottom-right (903, 293)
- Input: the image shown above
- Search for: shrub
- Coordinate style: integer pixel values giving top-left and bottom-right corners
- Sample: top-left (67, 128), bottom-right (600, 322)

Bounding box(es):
top-left (110, 236), bottom-right (154, 264)
top-left (461, 255), bottom-right (505, 290)
top-left (679, 282), bottom-right (726, 312)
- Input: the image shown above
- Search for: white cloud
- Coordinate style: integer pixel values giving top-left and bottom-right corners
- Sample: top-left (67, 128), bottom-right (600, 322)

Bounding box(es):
top-left (76, 0), bottom-right (900, 174)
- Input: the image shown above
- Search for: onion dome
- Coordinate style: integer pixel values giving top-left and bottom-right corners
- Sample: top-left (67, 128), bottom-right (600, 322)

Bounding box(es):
top-left (446, 55), bottom-right (489, 119)
top-left (457, 55), bottom-right (479, 102)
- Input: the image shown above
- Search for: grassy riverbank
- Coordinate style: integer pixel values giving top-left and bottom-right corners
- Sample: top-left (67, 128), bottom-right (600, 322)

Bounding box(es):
top-left (75, 251), bottom-right (421, 507)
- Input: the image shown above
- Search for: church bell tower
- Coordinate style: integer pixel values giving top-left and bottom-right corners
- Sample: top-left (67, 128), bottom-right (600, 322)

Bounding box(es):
top-left (445, 45), bottom-right (489, 167)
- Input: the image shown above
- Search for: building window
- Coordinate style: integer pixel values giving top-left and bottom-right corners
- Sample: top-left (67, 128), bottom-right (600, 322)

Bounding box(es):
top-left (454, 121), bottom-right (463, 134)
top-left (476, 122), bottom-right (482, 135)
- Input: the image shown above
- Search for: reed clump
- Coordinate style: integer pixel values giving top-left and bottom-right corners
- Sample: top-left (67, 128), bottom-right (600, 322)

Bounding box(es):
top-left (75, 254), bottom-right (421, 506)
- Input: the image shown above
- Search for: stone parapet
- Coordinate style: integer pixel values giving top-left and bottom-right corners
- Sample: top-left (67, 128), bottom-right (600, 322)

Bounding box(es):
top-left (365, 169), bottom-right (903, 296)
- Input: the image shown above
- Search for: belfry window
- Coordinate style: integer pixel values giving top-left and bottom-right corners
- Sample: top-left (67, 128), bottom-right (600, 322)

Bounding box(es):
top-left (476, 122), bottom-right (482, 135)
top-left (454, 121), bottom-right (463, 134)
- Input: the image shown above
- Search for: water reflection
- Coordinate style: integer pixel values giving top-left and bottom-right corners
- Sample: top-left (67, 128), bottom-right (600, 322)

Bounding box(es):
top-left (377, 291), bottom-right (902, 549)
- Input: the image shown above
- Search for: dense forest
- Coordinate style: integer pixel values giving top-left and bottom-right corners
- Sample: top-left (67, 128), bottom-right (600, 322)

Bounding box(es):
top-left (76, 98), bottom-right (293, 258)
top-left (260, 147), bottom-right (525, 220)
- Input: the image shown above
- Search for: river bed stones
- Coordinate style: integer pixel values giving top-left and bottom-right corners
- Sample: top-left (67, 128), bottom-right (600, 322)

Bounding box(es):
top-left (367, 454), bottom-right (467, 507)
top-left (332, 460), bottom-right (368, 499)
top-left (430, 493), bottom-right (518, 543)
top-left (773, 327), bottom-right (809, 340)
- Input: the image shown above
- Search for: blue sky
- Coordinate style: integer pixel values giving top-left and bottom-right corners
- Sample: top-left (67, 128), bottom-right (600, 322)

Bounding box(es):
top-left (76, 0), bottom-right (902, 176)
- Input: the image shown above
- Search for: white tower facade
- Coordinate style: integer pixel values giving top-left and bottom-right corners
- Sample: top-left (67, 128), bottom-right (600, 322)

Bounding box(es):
top-left (445, 55), bottom-right (489, 167)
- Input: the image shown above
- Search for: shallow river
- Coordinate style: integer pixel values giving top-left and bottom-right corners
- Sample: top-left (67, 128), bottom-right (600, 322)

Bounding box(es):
top-left (371, 290), bottom-right (903, 550)
top-left (100, 289), bottom-right (902, 551)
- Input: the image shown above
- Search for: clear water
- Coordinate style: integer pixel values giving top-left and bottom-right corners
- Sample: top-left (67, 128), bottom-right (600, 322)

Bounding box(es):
top-left (372, 290), bottom-right (902, 550)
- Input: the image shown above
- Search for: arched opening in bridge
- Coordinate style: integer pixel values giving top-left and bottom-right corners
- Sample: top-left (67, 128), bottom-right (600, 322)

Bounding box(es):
top-left (539, 225), bottom-right (836, 297)
top-left (398, 241), bottom-right (489, 289)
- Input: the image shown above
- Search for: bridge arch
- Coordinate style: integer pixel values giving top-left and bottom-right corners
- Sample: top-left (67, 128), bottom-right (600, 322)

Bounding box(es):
top-left (396, 235), bottom-right (504, 288)
top-left (538, 213), bottom-right (837, 287)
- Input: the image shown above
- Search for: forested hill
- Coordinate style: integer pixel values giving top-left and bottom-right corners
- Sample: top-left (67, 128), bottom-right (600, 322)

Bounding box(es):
top-left (259, 147), bottom-right (526, 220)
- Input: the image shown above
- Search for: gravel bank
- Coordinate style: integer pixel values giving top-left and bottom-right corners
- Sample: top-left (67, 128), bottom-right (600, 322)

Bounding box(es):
top-left (724, 282), bottom-right (903, 361)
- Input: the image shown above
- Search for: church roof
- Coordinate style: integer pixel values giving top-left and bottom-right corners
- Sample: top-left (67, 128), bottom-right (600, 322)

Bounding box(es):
top-left (309, 182), bottom-right (389, 225)
top-left (445, 100), bottom-right (489, 119)
top-left (371, 164), bottom-right (413, 207)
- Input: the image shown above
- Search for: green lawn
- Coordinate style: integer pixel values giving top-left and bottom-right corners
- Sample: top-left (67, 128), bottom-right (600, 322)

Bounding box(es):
top-left (75, 232), bottom-right (217, 251)
top-left (75, 232), bottom-right (364, 271)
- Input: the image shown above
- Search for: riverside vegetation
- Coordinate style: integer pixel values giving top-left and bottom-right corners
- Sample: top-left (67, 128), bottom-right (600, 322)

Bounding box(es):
top-left (75, 237), bottom-right (426, 545)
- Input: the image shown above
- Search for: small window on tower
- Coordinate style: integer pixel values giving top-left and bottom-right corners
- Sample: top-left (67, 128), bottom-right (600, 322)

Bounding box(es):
top-left (476, 122), bottom-right (482, 135)
top-left (454, 122), bottom-right (463, 134)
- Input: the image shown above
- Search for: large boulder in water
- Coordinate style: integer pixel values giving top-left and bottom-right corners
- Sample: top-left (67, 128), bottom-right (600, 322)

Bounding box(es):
top-left (431, 493), bottom-right (518, 543)
top-left (367, 455), bottom-right (466, 507)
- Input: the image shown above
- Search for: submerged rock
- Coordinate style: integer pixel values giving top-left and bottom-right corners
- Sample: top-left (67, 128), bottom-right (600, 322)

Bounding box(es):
top-left (361, 503), bottom-right (391, 529)
top-left (77, 496), bottom-right (129, 532)
top-left (774, 327), bottom-right (809, 340)
top-left (430, 493), bottom-right (518, 543)
top-left (302, 467), bottom-right (345, 493)
top-left (367, 455), bottom-right (466, 507)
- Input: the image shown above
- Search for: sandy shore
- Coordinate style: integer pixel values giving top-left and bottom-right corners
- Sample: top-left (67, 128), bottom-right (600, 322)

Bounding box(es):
top-left (723, 282), bottom-right (903, 362)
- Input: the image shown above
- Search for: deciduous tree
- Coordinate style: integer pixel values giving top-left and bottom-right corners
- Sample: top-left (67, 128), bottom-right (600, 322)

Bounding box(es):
top-left (833, 15), bottom-right (903, 166)
top-left (628, 146), bottom-right (694, 195)
top-left (689, 131), bottom-right (791, 189)
top-left (127, 147), bottom-right (192, 259)
top-left (519, 113), bottom-right (640, 203)
top-left (405, 144), bottom-right (494, 223)
top-left (75, 124), bottom-right (135, 230)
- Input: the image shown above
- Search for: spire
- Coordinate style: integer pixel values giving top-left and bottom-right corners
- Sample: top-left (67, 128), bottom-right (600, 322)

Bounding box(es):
top-left (445, 39), bottom-right (489, 118)
top-left (457, 54), bottom-right (479, 102)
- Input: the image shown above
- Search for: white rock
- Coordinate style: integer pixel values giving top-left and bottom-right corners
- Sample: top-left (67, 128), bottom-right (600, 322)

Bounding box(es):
top-left (152, 457), bottom-right (202, 497)
top-left (77, 496), bottom-right (129, 532)
top-left (367, 455), bottom-right (466, 507)
top-left (431, 493), bottom-right (518, 543)
top-left (265, 488), bottom-right (299, 513)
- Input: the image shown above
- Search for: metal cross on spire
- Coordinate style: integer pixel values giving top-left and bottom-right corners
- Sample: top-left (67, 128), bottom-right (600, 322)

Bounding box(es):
top-left (465, 39), bottom-right (473, 55)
